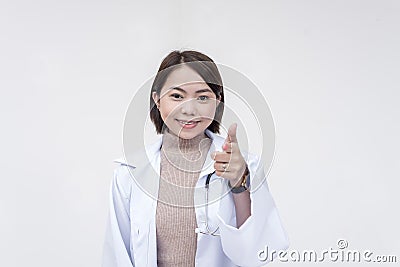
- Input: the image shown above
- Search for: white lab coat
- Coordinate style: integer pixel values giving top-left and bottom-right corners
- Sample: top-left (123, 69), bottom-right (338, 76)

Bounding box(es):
top-left (102, 129), bottom-right (289, 267)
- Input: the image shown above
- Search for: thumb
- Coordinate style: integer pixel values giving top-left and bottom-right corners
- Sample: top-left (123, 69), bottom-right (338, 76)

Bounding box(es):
top-left (227, 123), bottom-right (238, 143)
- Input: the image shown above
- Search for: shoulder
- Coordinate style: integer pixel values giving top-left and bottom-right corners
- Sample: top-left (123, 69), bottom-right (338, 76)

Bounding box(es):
top-left (243, 150), bottom-right (261, 164)
top-left (112, 149), bottom-right (148, 198)
top-left (205, 129), bottom-right (225, 148)
top-left (111, 163), bottom-right (134, 198)
top-left (111, 138), bottom-right (161, 195)
top-left (112, 148), bottom-right (148, 198)
top-left (113, 134), bottom-right (162, 168)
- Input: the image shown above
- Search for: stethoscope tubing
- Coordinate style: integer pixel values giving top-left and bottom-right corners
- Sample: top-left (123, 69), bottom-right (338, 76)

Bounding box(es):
top-left (203, 171), bottom-right (220, 236)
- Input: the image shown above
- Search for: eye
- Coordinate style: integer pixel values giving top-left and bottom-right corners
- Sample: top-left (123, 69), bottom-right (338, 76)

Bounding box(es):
top-left (198, 95), bottom-right (209, 101)
top-left (170, 93), bottom-right (183, 100)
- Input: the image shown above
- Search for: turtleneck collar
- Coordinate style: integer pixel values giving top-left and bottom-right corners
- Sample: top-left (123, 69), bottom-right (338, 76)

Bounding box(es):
top-left (161, 127), bottom-right (210, 154)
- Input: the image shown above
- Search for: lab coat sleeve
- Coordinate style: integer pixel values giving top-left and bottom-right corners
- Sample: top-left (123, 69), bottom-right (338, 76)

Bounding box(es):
top-left (102, 167), bottom-right (135, 267)
top-left (216, 155), bottom-right (289, 267)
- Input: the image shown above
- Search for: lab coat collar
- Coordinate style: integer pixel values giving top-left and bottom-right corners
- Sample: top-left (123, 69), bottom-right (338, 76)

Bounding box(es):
top-left (114, 129), bottom-right (225, 178)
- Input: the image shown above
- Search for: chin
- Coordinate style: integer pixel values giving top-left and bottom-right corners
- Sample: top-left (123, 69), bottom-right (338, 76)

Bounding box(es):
top-left (177, 131), bottom-right (200, 140)
top-left (171, 128), bottom-right (205, 140)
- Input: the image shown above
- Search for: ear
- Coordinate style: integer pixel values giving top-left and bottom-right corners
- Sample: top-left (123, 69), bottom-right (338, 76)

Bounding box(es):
top-left (216, 94), bottom-right (222, 105)
top-left (152, 91), bottom-right (160, 108)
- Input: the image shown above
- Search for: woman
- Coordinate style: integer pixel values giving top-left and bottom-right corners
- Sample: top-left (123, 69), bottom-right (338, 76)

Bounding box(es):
top-left (102, 50), bottom-right (289, 267)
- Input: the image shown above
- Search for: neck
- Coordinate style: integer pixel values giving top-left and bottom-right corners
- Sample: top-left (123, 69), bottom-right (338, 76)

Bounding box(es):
top-left (162, 128), bottom-right (209, 154)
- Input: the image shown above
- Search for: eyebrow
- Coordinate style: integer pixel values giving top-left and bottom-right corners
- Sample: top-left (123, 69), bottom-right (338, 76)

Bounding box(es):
top-left (170, 87), bottom-right (213, 94)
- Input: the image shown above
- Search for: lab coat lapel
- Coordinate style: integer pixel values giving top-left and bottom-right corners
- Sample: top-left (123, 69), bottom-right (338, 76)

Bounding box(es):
top-left (117, 130), bottom-right (226, 266)
top-left (121, 137), bottom-right (162, 266)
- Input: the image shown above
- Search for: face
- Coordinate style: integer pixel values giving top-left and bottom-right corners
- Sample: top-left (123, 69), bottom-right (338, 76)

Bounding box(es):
top-left (152, 65), bottom-right (221, 139)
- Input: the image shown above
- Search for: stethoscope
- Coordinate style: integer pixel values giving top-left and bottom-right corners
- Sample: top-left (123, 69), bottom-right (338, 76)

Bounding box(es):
top-left (194, 171), bottom-right (220, 236)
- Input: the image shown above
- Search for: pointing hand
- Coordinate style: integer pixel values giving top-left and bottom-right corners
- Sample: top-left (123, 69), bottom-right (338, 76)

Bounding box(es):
top-left (211, 123), bottom-right (248, 186)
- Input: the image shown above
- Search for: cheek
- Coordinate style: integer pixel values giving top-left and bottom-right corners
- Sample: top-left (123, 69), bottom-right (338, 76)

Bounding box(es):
top-left (199, 103), bottom-right (217, 119)
top-left (159, 99), bottom-right (177, 120)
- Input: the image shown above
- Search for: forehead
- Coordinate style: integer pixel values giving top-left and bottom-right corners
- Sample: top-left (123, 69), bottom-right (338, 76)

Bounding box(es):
top-left (162, 65), bottom-right (209, 92)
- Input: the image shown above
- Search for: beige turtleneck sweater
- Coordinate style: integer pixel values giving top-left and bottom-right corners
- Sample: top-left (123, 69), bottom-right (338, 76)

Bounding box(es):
top-left (156, 128), bottom-right (212, 267)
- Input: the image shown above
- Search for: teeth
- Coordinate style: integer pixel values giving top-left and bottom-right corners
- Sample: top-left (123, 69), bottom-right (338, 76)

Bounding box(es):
top-left (179, 120), bottom-right (197, 125)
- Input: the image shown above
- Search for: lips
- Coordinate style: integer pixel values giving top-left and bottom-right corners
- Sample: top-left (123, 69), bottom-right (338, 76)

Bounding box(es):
top-left (176, 119), bottom-right (201, 128)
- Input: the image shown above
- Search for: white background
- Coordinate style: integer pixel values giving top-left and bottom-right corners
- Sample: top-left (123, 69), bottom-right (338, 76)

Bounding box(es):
top-left (1, 0), bottom-right (399, 266)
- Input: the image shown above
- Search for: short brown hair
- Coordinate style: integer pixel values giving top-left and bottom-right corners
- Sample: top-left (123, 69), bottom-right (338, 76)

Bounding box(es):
top-left (149, 50), bottom-right (225, 134)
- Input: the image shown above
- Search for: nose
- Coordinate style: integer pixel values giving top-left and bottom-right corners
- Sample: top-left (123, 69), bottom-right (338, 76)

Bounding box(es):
top-left (180, 98), bottom-right (197, 115)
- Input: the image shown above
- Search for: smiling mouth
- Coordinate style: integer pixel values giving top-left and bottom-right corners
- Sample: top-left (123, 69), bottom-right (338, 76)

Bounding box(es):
top-left (176, 119), bottom-right (201, 125)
